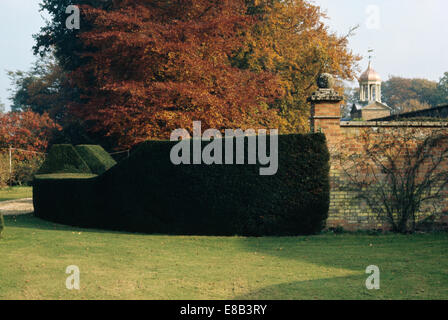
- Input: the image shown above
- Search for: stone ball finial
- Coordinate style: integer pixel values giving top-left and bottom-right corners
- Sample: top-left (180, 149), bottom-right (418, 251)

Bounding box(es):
top-left (317, 73), bottom-right (334, 89)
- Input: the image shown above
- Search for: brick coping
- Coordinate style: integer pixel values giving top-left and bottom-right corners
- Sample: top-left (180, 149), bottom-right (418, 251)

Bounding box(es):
top-left (341, 121), bottom-right (448, 128)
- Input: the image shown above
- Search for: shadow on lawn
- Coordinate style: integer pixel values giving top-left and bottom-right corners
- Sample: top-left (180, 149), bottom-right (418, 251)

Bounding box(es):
top-left (233, 274), bottom-right (378, 300)
top-left (5, 214), bottom-right (446, 299)
top-left (232, 236), bottom-right (446, 300)
top-left (232, 233), bottom-right (443, 279)
top-left (7, 214), bottom-right (445, 275)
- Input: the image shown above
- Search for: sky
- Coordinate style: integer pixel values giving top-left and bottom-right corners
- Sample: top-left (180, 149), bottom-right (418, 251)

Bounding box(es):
top-left (313, 0), bottom-right (448, 81)
top-left (0, 0), bottom-right (447, 111)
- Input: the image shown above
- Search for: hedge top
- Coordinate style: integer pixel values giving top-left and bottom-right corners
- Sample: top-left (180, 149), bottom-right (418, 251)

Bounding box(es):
top-left (37, 144), bottom-right (116, 176)
top-left (37, 144), bottom-right (92, 175)
top-left (75, 145), bottom-right (117, 175)
top-left (34, 173), bottom-right (98, 180)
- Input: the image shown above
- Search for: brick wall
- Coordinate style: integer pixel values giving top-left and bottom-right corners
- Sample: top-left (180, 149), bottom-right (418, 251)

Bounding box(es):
top-left (309, 87), bottom-right (448, 231)
top-left (361, 109), bottom-right (391, 121)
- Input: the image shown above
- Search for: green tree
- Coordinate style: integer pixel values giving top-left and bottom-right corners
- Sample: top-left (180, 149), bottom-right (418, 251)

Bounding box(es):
top-left (436, 72), bottom-right (448, 104)
top-left (8, 54), bottom-right (72, 117)
top-left (34, 0), bottom-right (109, 72)
top-left (8, 55), bottom-right (100, 147)
top-left (382, 76), bottom-right (447, 113)
top-left (342, 86), bottom-right (359, 118)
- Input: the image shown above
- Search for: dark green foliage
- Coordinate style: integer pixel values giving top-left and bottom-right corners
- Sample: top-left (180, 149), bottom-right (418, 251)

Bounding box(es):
top-left (328, 226), bottom-right (345, 234)
top-left (0, 213), bottom-right (4, 236)
top-left (37, 145), bottom-right (92, 174)
top-left (75, 145), bottom-right (116, 175)
top-left (35, 0), bottom-right (111, 72)
top-left (0, 212), bottom-right (5, 237)
top-left (34, 134), bottom-right (330, 236)
top-left (33, 174), bottom-right (98, 227)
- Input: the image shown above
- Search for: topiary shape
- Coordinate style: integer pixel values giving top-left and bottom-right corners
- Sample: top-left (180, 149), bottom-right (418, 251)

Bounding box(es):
top-left (37, 144), bottom-right (92, 174)
top-left (75, 145), bottom-right (117, 175)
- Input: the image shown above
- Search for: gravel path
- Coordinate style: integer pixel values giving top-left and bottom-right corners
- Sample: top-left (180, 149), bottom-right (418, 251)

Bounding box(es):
top-left (0, 198), bottom-right (34, 216)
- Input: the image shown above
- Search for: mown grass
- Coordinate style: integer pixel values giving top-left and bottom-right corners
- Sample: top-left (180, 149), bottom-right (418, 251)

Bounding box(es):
top-left (0, 214), bottom-right (447, 300)
top-left (0, 186), bottom-right (32, 202)
top-left (34, 173), bottom-right (97, 180)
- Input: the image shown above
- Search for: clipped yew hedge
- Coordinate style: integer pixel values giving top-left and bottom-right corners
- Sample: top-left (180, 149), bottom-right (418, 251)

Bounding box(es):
top-left (34, 134), bottom-right (330, 236)
top-left (0, 213), bottom-right (4, 237)
top-left (37, 144), bottom-right (92, 174)
top-left (75, 145), bottom-right (117, 174)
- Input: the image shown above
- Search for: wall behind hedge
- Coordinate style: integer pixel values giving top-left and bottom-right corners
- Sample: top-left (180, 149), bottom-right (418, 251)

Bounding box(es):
top-left (34, 134), bottom-right (330, 236)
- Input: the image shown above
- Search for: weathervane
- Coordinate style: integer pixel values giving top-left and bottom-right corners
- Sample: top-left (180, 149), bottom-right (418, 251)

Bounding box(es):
top-left (368, 47), bottom-right (375, 64)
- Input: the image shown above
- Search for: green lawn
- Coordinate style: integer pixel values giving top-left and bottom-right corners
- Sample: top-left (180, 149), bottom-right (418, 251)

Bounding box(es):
top-left (0, 186), bottom-right (32, 202)
top-left (0, 214), bottom-right (447, 300)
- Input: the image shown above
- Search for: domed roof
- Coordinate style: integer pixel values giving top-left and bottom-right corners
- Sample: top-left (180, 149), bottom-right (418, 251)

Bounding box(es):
top-left (359, 62), bottom-right (381, 82)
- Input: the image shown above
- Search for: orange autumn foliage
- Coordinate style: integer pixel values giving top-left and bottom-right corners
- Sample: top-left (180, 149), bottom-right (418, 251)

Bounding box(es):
top-left (235, 0), bottom-right (360, 132)
top-left (56, 0), bottom-right (360, 148)
top-left (71, 0), bottom-right (286, 148)
top-left (0, 111), bottom-right (61, 154)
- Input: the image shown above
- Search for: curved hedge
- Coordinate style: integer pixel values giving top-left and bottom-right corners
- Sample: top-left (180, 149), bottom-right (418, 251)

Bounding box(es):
top-left (34, 134), bottom-right (330, 236)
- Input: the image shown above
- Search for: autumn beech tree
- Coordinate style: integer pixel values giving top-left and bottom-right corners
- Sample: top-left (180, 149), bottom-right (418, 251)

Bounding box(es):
top-left (35, 0), bottom-right (282, 147)
top-left (35, 0), bottom-right (359, 148)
